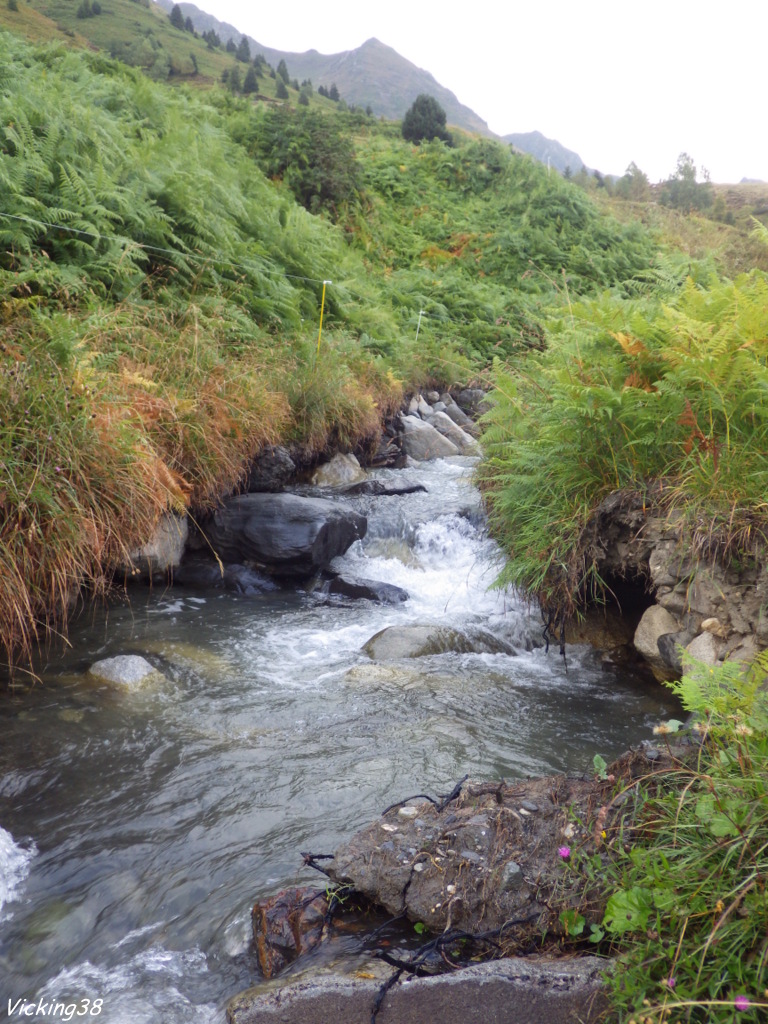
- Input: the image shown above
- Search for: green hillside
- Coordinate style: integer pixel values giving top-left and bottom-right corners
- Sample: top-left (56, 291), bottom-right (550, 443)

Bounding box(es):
top-left (0, 19), bottom-right (764, 679)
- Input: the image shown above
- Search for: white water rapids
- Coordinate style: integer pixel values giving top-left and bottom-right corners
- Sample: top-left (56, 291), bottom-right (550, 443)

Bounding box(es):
top-left (0, 457), bottom-right (680, 1021)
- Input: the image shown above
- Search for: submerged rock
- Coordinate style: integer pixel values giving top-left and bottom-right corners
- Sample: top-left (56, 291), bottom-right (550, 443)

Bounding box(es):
top-left (172, 555), bottom-right (278, 594)
top-left (202, 493), bottom-right (367, 578)
top-left (341, 479), bottom-right (428, 497)
top-left (362, 624), bottom-right (515, 660)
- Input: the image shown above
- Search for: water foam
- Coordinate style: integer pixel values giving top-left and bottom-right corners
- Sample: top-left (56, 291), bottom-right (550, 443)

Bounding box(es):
top-left (0, 825), bottom-right (36, 920)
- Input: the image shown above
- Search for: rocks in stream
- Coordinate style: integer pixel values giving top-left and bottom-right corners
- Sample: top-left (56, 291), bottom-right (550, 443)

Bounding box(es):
top-left (362, 624), bottom-right (515, 660)
top-left (200, 493), bottom-right (367, 578)
top-left (322, 760), bottom-right (647, 939)
top-left (311, 453), bottom-right (367, 488)
top-left (251, 888), bottom-right (329, 979)
top-left (320, 573), bottom-right (409, 605)
top-left (398, 415), bottom-right (461, 461)
top-left (87, 655), bottom-right (166, 688)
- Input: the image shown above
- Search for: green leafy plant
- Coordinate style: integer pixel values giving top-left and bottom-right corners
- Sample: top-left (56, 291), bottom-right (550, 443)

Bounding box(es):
top-left (583, 655), bottom-right (768, 1022)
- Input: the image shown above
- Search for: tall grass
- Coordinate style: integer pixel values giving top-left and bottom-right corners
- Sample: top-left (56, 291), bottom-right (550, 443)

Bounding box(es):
top-left (479, 271), bottom-right (768, 615)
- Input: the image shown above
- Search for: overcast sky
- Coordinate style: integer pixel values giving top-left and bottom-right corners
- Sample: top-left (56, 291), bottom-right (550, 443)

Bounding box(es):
top-left (205, 1), bottom-right (764, 184)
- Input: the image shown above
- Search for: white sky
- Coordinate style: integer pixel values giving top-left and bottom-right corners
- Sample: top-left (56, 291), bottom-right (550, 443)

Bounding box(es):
top-left (205, 1), bottom-right (765, 184)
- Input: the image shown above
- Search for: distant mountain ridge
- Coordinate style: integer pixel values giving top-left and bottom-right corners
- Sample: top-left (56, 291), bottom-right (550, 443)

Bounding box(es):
top-left (502, 131), bottom-right (591, 176)
top-left (154, 2), bottom-right (491, 136)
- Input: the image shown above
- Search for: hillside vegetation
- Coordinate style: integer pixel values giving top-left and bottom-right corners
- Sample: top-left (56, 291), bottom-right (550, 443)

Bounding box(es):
top-left (0, 21), bottom-right (765, 682)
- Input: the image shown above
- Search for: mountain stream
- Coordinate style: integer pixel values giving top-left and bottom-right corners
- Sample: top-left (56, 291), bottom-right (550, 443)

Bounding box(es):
top-left (0, 456), bottom-right (681, 1022)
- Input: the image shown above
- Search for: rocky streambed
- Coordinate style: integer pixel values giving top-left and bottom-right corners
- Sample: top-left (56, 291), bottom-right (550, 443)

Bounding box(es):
top-left (0, 390), bottom-right (687, 1023)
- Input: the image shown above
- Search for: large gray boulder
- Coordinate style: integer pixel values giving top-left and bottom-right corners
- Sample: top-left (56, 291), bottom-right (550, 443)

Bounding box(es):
top-left (398, 415), bottom-right (459, 461)
top-left (362, 624), bottom-right (515, 660)
top-left (424, 410), bottom-right (481, 455)
top-left (202, 493), bottom-right (366, 577)
top-left (227, 957), bottom-right (608, 1024)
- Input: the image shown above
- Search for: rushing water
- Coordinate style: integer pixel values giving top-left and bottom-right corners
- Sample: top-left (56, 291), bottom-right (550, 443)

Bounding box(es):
top-left (0, 457), bottom-right (681, 1021)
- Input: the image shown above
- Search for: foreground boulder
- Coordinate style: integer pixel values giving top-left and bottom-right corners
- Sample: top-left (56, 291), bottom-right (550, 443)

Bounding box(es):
top-left (324, 758), bottom-right (654, 939)
top-left (202, 494), bottom-right (367, 577)
top-left (227, 956), bottom-right (608, 1024)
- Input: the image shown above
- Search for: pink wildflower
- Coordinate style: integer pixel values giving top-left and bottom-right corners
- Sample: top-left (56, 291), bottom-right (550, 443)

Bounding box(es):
top-left (734, 995), bottom-right (750, 1011)
top-left (557, 846), bottom-right (571, 859)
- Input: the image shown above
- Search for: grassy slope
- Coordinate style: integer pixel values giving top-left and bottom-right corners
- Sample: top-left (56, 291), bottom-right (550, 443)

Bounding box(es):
top-left (0, 21), bottom-right (764, 673)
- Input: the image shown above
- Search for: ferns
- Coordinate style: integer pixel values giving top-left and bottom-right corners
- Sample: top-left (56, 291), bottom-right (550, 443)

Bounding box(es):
top-left (480, 273), bottom-right (768, 612)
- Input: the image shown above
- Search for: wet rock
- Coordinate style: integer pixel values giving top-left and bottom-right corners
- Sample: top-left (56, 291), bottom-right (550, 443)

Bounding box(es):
top-left (245, 446), bottom-right (296, 493)
top-left (226, 956), bottom-right (609, 1024)
top-left (362, 624), bottom-right (516, 660)
top-left (251, 888), bottom-right (328, 979)
top-left (87, 655), bottom-right (166, 688)
top-left (125, 514), bottom-right (188, 579)
top-left (322, 573), bottom-right (409, 605)
top-left (398, 415), bottom-right (460, 461)
top-left (340, 479), bottom-right (427, 497)
top-left (173, 555), bottom-right (279, 594)
top-left (311, 453), bottom-right (366, 488)
top-left (202, 493), bottom-right (367, 578)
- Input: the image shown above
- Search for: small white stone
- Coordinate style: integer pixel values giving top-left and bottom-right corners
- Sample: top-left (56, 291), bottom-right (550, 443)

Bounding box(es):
top-left (398, 806), bottom-right (419, 818)
top-left (381, 823), bottom-right (398, 832)
top-left (446, 884), bottom-right (456, 894)
top-left (413, 862), bottom-right (425, 873)
top-left (562, 823), bottom-right (576, 840)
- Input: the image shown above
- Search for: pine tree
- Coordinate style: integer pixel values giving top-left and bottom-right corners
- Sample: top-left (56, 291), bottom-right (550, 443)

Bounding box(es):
top-left (169, 4), bottom-right (184, 30)
top-left (401, 94), bottom-right (451, 145)
top-left (243, 66), bottom-right (258, 94)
